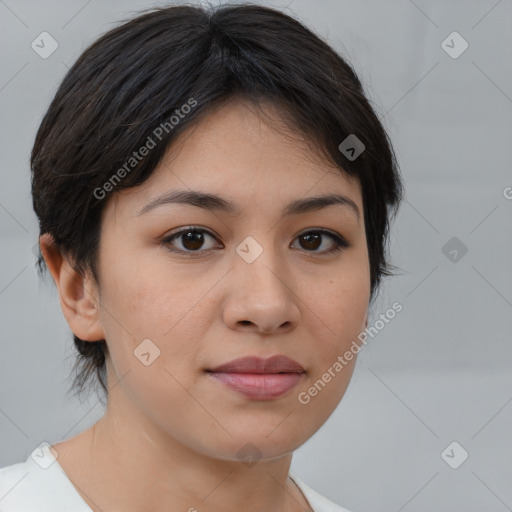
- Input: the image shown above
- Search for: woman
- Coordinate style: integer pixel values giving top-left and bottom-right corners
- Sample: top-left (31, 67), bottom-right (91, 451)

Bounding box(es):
top-left (0, 3), bottom-right (403, 511)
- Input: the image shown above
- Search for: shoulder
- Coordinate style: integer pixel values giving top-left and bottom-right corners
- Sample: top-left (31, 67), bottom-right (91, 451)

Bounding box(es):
top-left (289, 472), bottom-right (354, 512)
top-left (0, 443), bottom-right (91, 512)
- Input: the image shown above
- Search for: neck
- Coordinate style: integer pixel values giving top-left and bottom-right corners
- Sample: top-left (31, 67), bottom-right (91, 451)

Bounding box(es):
top-left (75, 385), bottom-right (310, 512)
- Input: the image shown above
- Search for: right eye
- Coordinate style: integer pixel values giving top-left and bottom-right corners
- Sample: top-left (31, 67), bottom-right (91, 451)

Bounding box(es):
top-left (162, 226), bottom-right (222, 255)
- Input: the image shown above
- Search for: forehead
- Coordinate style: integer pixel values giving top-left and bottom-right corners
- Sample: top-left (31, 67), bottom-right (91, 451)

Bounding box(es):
top-left (108, 97), bottom-right (363, 220)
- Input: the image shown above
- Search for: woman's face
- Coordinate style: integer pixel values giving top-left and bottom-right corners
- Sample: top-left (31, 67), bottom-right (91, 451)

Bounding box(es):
top-left (94, 97), bottom-right (370, 461)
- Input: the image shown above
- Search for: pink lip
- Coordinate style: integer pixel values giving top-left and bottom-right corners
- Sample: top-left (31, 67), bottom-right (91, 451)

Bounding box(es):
top-left (207, 355), bottom-right (305, 400)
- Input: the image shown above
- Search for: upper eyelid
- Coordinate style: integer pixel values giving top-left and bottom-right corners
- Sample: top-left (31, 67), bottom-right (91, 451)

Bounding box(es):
top-left (165, 226), bottom-right (218, 241)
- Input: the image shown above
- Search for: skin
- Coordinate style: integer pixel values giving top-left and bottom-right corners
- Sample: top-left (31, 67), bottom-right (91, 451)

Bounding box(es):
top-left (41, 96), bottom-right (371, 512)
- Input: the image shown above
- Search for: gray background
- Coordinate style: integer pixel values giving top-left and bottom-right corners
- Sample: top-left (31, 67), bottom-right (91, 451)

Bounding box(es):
top-left (1, 0), bottom-right (511, 511)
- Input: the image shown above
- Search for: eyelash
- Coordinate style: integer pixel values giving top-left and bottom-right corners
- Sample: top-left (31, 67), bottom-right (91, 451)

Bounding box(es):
top-left (161, 225), bottom-right (349, 257)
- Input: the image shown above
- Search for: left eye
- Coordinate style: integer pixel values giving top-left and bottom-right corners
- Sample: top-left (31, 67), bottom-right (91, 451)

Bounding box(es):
top-left (162, 227), bottom-right (349, 255)
top-left (291, 230), bottom-right (349, 253)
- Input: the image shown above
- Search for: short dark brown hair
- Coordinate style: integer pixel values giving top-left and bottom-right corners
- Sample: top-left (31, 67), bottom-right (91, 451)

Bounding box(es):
top-left (31, 2), bottom-right (404, 404)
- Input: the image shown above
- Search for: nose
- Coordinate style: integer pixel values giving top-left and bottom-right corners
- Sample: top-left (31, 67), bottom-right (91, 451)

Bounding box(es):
top-left (222, 244), bottom-right (301, 336)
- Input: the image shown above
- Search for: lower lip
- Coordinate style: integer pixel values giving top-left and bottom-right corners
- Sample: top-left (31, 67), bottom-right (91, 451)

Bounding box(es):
top-left (209, 372), bottom-right (304, 400)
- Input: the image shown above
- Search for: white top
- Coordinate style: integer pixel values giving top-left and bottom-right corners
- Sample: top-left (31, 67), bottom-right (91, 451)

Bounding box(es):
top-left (0, 443), bottom-right (353, 512)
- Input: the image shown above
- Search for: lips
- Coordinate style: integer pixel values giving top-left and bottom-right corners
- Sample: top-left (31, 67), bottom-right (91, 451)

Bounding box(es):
top-left (207, 355), bottom-right (305, 400)
top-left (209, 355), bottom-right (305, 374)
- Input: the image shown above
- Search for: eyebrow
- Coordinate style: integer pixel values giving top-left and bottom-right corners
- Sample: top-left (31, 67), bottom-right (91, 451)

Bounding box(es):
top-left (136, 189), bottom-right (360, 222)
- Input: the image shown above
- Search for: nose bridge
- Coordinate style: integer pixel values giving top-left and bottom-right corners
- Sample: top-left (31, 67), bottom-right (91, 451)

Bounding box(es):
top-left (234, 232), bottom-right (288, 297)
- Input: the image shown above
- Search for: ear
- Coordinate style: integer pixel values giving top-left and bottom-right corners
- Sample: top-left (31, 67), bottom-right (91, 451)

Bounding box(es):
top-left (39, 233), bottom-right (105, 342)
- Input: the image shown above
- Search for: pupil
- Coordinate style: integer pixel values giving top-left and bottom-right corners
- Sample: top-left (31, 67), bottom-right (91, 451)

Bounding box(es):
top-left (183, 231), bottom-right (203, 250)
top-left (302, 233), bottom-right (320, 250)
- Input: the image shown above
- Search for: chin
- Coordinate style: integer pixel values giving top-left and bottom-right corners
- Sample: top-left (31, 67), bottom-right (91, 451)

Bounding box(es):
top-left (187, 418), bottom-right (317, 464)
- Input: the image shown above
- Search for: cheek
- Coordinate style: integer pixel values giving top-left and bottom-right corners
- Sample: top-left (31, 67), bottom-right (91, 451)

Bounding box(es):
top-left (314, 261), bottom-right (370, 346)
top-left (292, 285), bottom-right (367, 427)
top-left (100, 248), bottom-right (189, 330)
top-left (97, 259), bottom-right (217, 377)
top-left (301, 260), bottom-right (370, 396)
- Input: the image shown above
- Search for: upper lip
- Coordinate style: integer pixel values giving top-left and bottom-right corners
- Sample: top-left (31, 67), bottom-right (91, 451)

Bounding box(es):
top-left (208, 355), bottom-right (305, 374)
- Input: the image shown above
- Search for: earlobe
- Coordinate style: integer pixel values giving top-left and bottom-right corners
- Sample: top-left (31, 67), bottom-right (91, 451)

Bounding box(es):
top-left (39, 233), bottom-right (105, 342)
